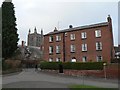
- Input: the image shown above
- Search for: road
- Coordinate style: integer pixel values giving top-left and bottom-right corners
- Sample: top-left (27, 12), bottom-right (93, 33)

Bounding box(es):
top-left (2, 68), bottom-right (118, 88)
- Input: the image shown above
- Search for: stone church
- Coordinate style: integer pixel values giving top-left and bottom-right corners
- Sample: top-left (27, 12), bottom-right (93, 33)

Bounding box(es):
top-left (27, 27), bottom-right (43, 47)
top-left (26, 27), bottom-right (44, 60)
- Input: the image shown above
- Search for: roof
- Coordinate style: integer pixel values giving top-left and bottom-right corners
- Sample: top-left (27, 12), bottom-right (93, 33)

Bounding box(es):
top-left (45, 22), bottom-right (108, 36)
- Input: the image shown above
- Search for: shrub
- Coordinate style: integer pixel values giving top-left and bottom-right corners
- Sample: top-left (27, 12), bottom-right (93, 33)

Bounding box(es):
top-left (63, 62), bottom-right (104, 70)
top-left (40, 62), bottom-right (62, 70)
top-left (40, 62), bottom-right (104, 70)
top-left (2, 60), bottom-right (22, 70)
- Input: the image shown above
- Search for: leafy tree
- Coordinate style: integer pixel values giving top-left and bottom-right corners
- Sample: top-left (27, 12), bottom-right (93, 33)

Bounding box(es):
top-left (2, 1), bottom-right (19, 59)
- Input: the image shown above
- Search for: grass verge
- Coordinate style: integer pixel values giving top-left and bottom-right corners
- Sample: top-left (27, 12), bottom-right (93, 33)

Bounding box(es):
top-left (69, 85), bottom-right (118, 90)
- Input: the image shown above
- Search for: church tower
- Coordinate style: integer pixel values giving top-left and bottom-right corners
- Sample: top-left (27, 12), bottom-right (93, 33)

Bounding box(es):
top-left (27, 27), bottom-right (44, 47)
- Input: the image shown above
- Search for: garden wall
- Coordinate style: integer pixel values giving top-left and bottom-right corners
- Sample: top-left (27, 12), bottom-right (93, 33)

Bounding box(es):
top-left (42, 63), bottom-right (119, 79)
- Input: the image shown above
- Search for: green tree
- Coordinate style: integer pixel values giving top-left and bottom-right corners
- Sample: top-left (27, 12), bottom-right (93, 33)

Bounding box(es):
top-left (2, 1), bottom-right (19, 59)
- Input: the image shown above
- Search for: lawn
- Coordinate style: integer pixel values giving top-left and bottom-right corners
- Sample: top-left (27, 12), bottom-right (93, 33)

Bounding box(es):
top-left (69, 85), bottom-right (118, 90)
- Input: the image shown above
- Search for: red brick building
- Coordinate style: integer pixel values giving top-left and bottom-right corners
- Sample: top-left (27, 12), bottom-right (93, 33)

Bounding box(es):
top-left (44, 15), bottom-right (114, 63)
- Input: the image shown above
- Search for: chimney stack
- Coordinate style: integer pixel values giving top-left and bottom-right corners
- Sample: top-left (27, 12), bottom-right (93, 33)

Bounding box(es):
top-left (69, 25), bottom-right (73, 28)
top-left (54, 27), bottom-right (58, 32)
top-left (107, 15), bottom-right (112, 23)
top-left (22, 41), bottom-right (25, 47)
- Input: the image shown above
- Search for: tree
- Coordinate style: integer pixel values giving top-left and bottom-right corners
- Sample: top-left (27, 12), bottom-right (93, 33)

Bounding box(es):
top-left (2, 1), bottom-right (19, 59)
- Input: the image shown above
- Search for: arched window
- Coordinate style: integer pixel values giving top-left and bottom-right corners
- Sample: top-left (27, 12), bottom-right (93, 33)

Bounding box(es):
top-left (71, 57), bottom-right (76, 62)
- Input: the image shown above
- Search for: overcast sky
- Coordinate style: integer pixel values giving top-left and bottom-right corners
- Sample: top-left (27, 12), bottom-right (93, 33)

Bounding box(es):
top-left (0, 0), bottom-right (119, 46)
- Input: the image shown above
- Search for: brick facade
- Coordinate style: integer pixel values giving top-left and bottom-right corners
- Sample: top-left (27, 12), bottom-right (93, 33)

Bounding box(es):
top-left (44, 15), bottom-right (114, 63)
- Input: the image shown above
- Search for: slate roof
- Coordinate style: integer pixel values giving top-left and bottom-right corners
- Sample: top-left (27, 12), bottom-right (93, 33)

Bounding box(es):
top-left (45, 22), bottom-right (108, 36)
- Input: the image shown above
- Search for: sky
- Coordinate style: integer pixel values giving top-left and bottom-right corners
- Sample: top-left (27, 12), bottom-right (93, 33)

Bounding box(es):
top-left (0, 0), bottom-right (119, 46)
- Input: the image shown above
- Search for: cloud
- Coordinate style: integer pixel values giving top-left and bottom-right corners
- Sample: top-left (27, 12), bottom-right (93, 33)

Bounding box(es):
top-left (0, 0), bottom-right (118, 45)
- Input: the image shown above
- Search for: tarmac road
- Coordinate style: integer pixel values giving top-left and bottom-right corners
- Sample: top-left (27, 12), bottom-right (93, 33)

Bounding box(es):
top-left (2, 68), bottom-right (118, 88)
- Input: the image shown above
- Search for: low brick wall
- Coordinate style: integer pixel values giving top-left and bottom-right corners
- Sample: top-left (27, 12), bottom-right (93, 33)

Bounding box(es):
top-left (41, 63), bottom-right (119, 79)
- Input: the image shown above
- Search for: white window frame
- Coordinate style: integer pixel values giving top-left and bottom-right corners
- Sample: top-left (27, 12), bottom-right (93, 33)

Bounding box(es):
top-left (49, 58), bottom-right (53, 62)
top-left (82, 44), bottom-right (87, 51)
top-left (65, 32), bottom-right (67, 36)
top-left (56, 45), bottom-right (60, 53)
top-left (49, 46), bottom-right (53, 54)
top-left (56, 58), bottom-right (61, 62)
top-left (81, 32), bottom-right (87, 39)
top-left (70, 34), bottom-right (75, 40)
top-left (49, 36), bottom-right (53, 42)
top-left (56, 35), bottom-right (61, 41)
top-left (82, 56), bottom-right (87, 62)
top-left (95, 30), bottom-right (101, 37)
top-left (96, 56), bottom-right (103, 62)
top-left (96, 42), bottom-right (102, 50)
top-left (71, 45), bottom-right (75, 52)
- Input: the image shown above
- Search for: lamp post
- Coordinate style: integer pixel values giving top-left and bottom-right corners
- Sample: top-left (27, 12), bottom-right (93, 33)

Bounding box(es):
top-left (82, 72), bottom-right (85, 86)
top-left (103, 63), bottom-right (107, 80)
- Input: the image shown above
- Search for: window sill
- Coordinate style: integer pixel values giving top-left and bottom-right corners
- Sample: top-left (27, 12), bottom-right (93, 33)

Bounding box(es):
top-left (96, 50), bottom-right (102, 51)
top-left (56, 40), bottom-right (61, 42)
top-left (70, 39), bottom-right (75, 41)
top-left (49, 53), bottom-right (53, 55)
top-left (56, 53), bottom-right (61, 54)
top-left (49, 41), bottom-right (53, 43)
top-left (71, 52), bottom-right (75, 53)
top-left (82, 51), bottom-right (87, 52)
top-left (95, 37), bottom-right (101, 38)
top-left (81, 38), bottom-right (87, 40)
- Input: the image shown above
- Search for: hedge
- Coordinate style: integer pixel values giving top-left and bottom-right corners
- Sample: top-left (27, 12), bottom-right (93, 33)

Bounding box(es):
top-left (39, 62), bottom-right (104, 70)
top-left (40, 62), bottom-right (62, 70)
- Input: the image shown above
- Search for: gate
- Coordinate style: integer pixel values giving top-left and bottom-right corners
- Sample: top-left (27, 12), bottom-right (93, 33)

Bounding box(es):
top-left (21, 60), bottom-right (39, 68)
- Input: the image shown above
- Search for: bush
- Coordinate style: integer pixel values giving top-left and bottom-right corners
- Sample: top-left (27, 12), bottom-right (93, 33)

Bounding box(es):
top-left (40, 62), bottom-right (62, 70)
top-left (2, 60), bottom-right (22, 70)
top-left (40, 62), bottom-right (104, 70)
top-left (2, 60), bottom-right (12, 70)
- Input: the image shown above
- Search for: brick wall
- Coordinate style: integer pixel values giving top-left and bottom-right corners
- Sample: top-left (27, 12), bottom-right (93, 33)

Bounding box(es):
top-left (42, 64), bottom-right (119, 79)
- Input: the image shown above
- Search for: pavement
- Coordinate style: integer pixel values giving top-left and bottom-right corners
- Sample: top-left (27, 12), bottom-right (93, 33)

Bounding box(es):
top-left (2, 68), bottom-right (119, 88)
